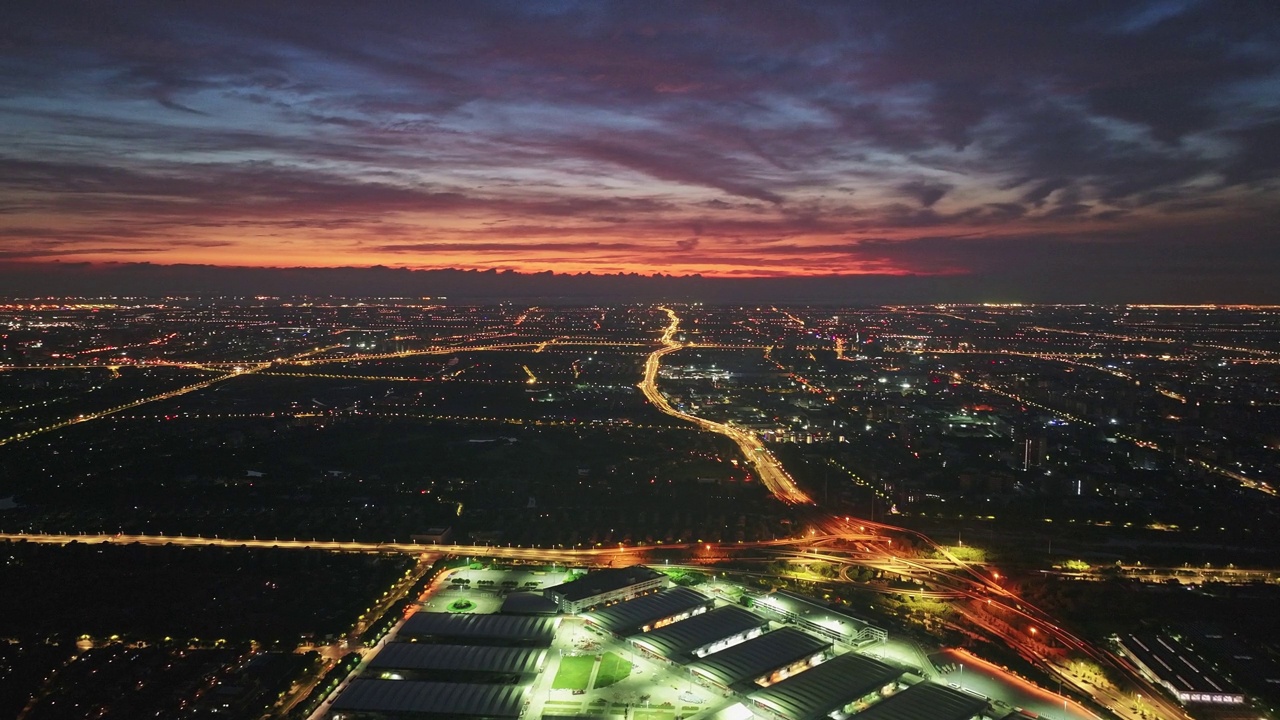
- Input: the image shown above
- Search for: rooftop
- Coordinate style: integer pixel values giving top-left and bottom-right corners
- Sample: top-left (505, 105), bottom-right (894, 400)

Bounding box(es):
top-left (846, 682), bottom-right (985, 720)
top-left (582, 587), bottom-right (713, 635)
top-left (368, 643), bottom-right (546, 676)
top-left (632, 605), bottom-right (768, 660)
top-left (1120, 633), bottom-right (1238, 696)
top-left (545, 565), bottom-right (666, 602)
top-left (749, 653), bottom-right (903, 720)
top-left (330, 680), bottom-right (528, 718)
top-left (754, 590), bottom-right (875, 639)
top-left (688, 627), bottom-right (831, 688)
top-left (399, 612), bottom-right (557, 647)
top-left (499, 591), bottom-right (560, 616)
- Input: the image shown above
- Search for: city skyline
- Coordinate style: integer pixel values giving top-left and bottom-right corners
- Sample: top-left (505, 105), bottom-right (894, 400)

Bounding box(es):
top-left (2, 300), bottom-right (1278, 719)
top-left (3, 2), bottom-right (1280, 300)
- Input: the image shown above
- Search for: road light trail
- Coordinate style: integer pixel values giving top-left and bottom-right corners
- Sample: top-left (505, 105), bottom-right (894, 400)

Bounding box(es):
top-left (0, 364), bottom-right (266, 447)
top-left (638, 306), bottom-right (812, 504)
top-left (287, 339), bottom-right (648, 366)
top-left (820, 514), bottom-right (1185, 720)
top-left (0, 343), bottom-right (330, 447)
top-left (0, 531), bottom-right (882, 557)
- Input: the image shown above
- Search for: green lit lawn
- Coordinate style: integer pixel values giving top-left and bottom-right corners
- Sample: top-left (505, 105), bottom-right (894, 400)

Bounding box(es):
top-left (593, 651), bottom-right (632, 688)
top-left (939, 545), bottom-right (986, 562)
top-left (552, 655), bottom-right (595, 690)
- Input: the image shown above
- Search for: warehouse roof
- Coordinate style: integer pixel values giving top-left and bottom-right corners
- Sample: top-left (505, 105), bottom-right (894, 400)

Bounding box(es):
top-left (848, 682), bottom-right (985, 720)
top-left (582, 587), bottom-right (712, 635)
top-left (755, 591), bottom-right (876, 638)
top-left (330, 680), bottom-right (528, 718)
top-left (399, 612), bottom-right (556, 647)
top-left (500, 591), bottom-right (559, 616)
top-left (545, 565), bottom-right (665, 602)
top-left (688, 627), bottom-right (830, 688)
top-left (1119, 633), bottom-right (1237, 695)
top-left (368, 643), bottom-right (545, 676)
top-left (748, 653), bottom-right (903, 720)
top-left (632, 606), bottom-right (768, 660)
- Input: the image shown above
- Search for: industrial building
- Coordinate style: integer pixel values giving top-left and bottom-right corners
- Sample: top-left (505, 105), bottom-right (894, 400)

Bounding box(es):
top-left (748, 652), bottom-right (904, 720)
top-left (845, 682), bottom-right (986, 720)
top-left (397, 612), bottom-right (558, 647)
top-left (366, 644), bottom-right (547, 683)
top-left (543, 565), bottom-right (667, 613)
top-left (631, 605), bottom-right (769, 662)
top-left (688, 627), bottom-right (832, 691)
top-left (582, 586), bottom-right (715, 636)
top-left (328, 680), bottom-right (528, 720)
top-left (1118, 633), bottom-right (1246, 706)
top-left (753, 591), bottom-right (887, 646)
top-left (499, 591), bottom-right (559, 616)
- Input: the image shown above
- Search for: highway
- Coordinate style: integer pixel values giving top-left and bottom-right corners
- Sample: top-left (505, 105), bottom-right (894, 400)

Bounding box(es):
top-left (794, 518), bottom-right (1186, 720)
top-left (0, 531), bottom-right (885, 558)
top-left (638, 306), bottom-right (813, 505)
top-left (0, 343), bottom-right (348, 448)
top-left (0, 364), bottom-right (267, 448)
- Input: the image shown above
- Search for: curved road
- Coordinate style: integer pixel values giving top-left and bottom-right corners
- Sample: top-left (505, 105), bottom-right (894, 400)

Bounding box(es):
top-left (639, 306), bottom-right (812, 505)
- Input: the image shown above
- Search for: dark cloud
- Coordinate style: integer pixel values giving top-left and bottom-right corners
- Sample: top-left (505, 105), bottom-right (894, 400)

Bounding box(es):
top-left (563, 138), bottom-right (784, 204)
top-left (371, 241), bottom-right (649, 254)
top-left (1021, 178), bottom-right (1070, 206)
top-left (1222, 119), bottom-right (1280, 186)
top-left (0, 1), bottom-right (1278, 296)
top-left (842, 223), bottom-right (1280, 282)
top-left (898, 181), bottom-right (953, 208)
top-left (0, 247), bottom-right (157, 260)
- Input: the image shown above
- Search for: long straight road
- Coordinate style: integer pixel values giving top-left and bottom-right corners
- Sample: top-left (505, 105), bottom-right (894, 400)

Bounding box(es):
top-left (0, 530), bottom-right (881, 557)
top-left (638, 306), bottom-right (813, 505)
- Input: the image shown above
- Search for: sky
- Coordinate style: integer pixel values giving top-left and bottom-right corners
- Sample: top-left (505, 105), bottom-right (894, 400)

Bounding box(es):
top-left (2, 1), bottom-right (1280, 299)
